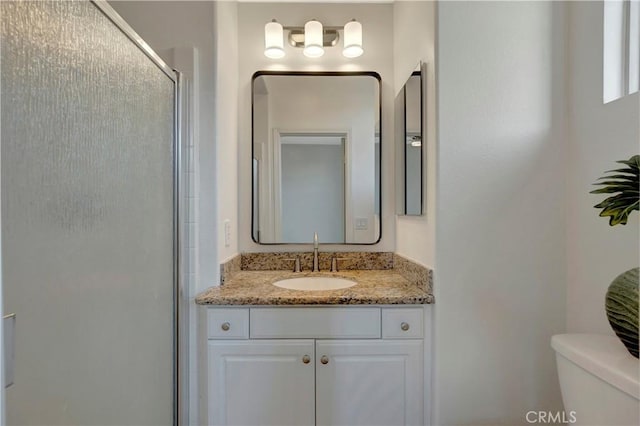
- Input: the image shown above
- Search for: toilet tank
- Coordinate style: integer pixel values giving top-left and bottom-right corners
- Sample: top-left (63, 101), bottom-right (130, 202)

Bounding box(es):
top-left (552, 334), bottom-right (639, 426)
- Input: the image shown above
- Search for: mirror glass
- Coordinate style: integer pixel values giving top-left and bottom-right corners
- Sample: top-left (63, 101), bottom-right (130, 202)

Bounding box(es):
top-left (396, 65), bottom-right (424, 215)
top-left (252, 72), bottom-right (381, 244)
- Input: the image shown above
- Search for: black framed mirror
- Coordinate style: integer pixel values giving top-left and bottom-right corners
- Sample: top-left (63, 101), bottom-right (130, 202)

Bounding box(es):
top-left (251, 71), bottom-right (382, 244)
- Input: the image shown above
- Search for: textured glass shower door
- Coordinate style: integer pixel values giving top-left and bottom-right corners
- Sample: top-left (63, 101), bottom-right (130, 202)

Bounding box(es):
top-left (1, 1), bottom-right (177, 425)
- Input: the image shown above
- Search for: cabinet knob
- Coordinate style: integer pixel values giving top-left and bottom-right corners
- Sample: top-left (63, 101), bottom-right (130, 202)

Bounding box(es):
top-left (401, 322), bottom-right (410, 331)
top-left (302, 355), bottom-right (311, 364)
top-left (320, 355), bottom-right (329, 365)
top-left (221, 322), bottom-right (230, 331)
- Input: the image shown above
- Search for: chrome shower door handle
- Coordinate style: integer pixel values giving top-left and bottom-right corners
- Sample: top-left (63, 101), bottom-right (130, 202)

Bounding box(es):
top-left (4, 313), bottom-right (16, 388)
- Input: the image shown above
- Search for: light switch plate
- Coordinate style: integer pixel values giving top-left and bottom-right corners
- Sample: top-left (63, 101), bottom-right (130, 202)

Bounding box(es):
top-left (355, 217), bottom-right (368, 230)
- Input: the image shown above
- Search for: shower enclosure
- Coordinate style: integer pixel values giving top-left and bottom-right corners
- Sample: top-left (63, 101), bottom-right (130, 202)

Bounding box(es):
top-left (1, 1), bottom-right (181, 424)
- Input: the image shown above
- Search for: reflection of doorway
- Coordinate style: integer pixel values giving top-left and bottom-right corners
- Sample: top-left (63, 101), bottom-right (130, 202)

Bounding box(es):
top-left (405, 133), bottom-right (422, 214)
top-left (274, 132), bottom-right (347, 243)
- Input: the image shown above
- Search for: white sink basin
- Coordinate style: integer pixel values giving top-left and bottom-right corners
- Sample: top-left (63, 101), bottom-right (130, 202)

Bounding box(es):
top-left (273, 276), bottom-right (357, 291)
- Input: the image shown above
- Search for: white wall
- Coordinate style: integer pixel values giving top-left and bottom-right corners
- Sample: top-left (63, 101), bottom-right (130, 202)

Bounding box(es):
top-left (213, 1), bottom-right (240, 268)
top-left (394, 0), bottom-right (436, 268)
top-left (238, 1), bottom-right (394, 252)
top-left (566, 1), bottom-right (640, 334)
top-left (434, 2), bottom-right (567, 424)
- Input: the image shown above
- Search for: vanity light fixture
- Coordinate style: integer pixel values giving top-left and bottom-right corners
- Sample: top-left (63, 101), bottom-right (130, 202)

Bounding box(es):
top-left (304, 19), bottom-right (324, 58)
top-left (343, 19), bottom-right (364, 58)
top-left (263, 19), bottom-right (364, 59)
top-left (264, 20), bottom-right (285, 59)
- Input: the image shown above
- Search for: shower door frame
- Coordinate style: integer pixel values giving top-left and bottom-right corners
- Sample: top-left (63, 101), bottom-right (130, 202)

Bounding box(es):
top-left (89, 1), bottom-right (183, 424)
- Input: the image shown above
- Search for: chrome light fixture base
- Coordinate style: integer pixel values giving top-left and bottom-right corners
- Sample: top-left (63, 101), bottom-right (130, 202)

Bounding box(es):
top-left (286, 27), bottom-right (340, 48)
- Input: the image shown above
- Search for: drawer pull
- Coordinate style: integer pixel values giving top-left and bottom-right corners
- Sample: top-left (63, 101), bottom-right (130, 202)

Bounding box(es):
top-left (320, 355), bottom-right (329, 365)
top-left (221, 322), bottom-right (230, 331)
top-left (401, 322), bottom-right (410, 331)
top-left (302, 355), bottom-right (311, 364)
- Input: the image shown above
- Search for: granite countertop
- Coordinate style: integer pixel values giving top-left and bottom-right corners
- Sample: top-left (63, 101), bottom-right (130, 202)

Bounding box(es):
top-left (195, 270), bottom-right (433, 305)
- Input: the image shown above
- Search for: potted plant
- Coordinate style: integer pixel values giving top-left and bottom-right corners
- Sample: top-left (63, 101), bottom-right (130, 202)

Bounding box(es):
top-left (591, 154), bottom-right (639, 358)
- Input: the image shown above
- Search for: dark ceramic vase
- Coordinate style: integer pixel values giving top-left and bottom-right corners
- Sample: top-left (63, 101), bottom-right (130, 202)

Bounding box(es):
top-left (605, 267), bottom-right (639, 358)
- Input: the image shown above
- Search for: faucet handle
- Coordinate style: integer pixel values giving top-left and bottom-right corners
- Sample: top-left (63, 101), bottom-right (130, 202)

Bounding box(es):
top-left (330, 257), bottom-right (349, 273)
top-left (284, 257), bottom-right (302, 273)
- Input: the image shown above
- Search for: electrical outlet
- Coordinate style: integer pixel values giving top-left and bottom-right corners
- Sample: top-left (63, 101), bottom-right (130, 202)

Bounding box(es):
top-left (224, 220), bottom-right (231, 247)
top-left (355, 217), bottom-right (368, 230)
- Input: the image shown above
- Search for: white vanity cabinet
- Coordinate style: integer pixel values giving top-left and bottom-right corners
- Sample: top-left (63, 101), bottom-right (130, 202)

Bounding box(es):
top-left (204, 306), bottom-right (429, 426)
top-left (315, 339), bottom-right (424, 426)
top-left (208, 339), bottom-right (315, 426)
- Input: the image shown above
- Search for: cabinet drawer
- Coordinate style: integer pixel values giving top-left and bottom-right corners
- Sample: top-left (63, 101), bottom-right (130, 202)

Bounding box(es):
top-left (382, 308), bottom-right (424, 339)
top-left (207, 308), bottom-right (249, 339)
top-left (250, 307), bottom-right (381, 338)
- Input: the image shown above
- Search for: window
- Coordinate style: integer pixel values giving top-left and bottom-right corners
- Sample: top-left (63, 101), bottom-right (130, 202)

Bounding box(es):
top-left (604, 0), bottom-right (640, 103)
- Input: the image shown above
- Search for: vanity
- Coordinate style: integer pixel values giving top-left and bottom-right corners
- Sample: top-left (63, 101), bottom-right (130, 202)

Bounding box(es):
top-left (197, 259), bottom-right (433, 426)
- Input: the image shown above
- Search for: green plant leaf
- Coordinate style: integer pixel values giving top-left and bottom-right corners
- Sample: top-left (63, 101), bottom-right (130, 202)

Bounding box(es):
top-left (591, 155), bottom-right (640, 226)
top-left (591, 182), bottom-right (638, 190)
top-left (616, 156), bottom-right (640, 167)
top-left (595, 195), bottom-right (639, 209)
top-left (620, 202), bottom-right (640, 217)
top-left (590, 185), bottom-right (639, 194)
top-left (605, 165), bottom-right (638, 173)
top-left (596, 174), bottom-right (637, 181)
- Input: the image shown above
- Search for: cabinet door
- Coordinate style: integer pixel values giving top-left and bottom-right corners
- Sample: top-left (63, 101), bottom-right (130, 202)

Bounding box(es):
top-left (208, 340), bottom-right (315, 426)
top-left (316, 340), bottom-right (423, 426)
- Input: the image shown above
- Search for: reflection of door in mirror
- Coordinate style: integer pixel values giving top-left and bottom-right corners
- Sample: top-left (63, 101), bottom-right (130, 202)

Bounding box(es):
top-left (278, 134), bottom-right (345, 243)
top-left (404, 71), bottom-right (423, 215)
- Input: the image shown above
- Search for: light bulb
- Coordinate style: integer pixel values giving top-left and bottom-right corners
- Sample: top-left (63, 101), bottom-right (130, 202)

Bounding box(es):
top-left (304, 20), bottom-right (324, 58)
top-left (264, 20), bottom-right (285, 59)
top-left (343, 19), bottom-right (363, 58)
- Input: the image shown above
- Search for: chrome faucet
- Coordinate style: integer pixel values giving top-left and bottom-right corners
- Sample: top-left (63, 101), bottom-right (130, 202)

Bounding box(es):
top-left (312, 232), bottom-right (320, 272)
top-left (284, 256), bottom-right (302, 273)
